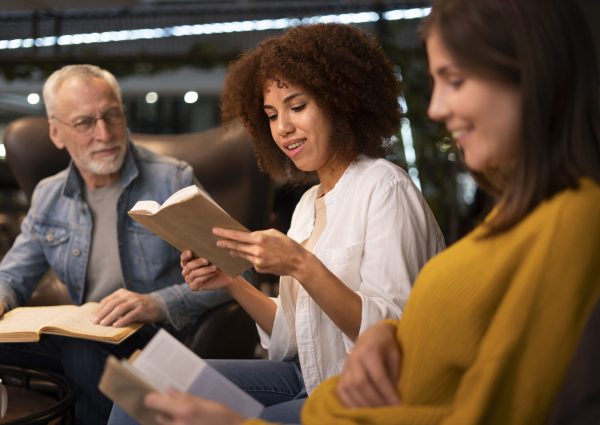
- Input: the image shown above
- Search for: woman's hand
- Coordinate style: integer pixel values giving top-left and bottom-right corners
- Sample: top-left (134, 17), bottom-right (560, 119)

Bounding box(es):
top-left (180, 250), bottom-right (234, 291)
top-left (337, 321), bottom-right (402, 408)
top-left (145, 391), bottom-right (245, 425)
top-left (213, 227), bottom-right (309, 278)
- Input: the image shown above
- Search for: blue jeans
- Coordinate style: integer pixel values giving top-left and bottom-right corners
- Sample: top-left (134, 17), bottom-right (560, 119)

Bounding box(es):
top-left (108, 359), bottom-right (305, 424)
top-left (0, 325), bottom-right (158, 425)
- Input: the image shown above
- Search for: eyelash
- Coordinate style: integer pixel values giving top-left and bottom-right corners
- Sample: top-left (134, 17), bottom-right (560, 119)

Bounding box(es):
top-left (449, 79), bottom-right (464, 88)
top-left (266, 103), bottom-right (307, 121)
top-left (292, 104), bottom-right (306, 112)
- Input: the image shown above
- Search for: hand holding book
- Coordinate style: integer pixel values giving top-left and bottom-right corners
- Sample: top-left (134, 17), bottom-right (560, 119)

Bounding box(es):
top-left (128, 185), bottom-right (252, 277)
top-left (99, 329), bottom-right (263, 425)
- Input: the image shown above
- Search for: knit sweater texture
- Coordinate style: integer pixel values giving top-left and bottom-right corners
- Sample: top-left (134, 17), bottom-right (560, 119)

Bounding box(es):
top-left (294, 179), bottom-right (600, 425)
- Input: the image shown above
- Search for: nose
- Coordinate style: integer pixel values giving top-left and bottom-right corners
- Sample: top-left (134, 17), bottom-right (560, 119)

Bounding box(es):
top-left (276, 111), bottom-right (294, 137)
top-left (427, 84), bottom-right (449, 123)
top-left (93, 117), bottom-right (111, 142)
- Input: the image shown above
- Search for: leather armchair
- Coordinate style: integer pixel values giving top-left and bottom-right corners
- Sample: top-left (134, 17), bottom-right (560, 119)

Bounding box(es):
top-left (547, 299), bottom-right (600, 424)
top-left (2, 116), bottom-right (272, 359)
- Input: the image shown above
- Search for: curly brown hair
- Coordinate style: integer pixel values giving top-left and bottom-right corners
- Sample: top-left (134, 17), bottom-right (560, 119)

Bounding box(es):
top-left (220, 23), bottom-right (402, 183)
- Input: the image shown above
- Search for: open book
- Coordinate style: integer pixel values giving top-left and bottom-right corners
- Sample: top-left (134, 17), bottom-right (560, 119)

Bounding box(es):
top-left (0, 302), bottom-right (141, 344)
top-left (128, 185), bottom-right (252, 277)
top-left (99, 329), bottom-right (263, 425)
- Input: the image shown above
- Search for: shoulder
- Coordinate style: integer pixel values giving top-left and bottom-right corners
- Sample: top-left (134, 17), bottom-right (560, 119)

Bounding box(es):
top-left (342, 157), bottom-right (423, 208)
top-left (546, 178), bottom-right (600, 242)
top-left (534, 178), bottom-right (600, 230)
top-left (130, 144), bottom-right (195, 186)
top-left (347, 156), bottom-right (415, 191)
top-left (131, 143), bottom-right (193, 174)
top-left (30, 168), bottom-right (69, 206)
top-left (556, 178), bottom-right (600, 212)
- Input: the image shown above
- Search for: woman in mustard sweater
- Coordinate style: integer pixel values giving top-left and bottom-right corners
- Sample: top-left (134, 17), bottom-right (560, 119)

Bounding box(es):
top-left (141, 0), bottom-right (600, 423)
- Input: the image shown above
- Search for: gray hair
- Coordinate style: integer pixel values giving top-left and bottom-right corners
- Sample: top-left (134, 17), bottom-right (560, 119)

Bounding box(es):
top-left (42, 64), bottom-right (122, 117)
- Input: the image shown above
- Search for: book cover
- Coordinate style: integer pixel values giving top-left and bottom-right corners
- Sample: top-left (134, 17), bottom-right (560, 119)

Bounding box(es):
top-left (128, 185), bottom-right (252, 277)
top-left (99, 329), bottom-right (263, 424)
top-left (0, 302), bottom-right (141, 344)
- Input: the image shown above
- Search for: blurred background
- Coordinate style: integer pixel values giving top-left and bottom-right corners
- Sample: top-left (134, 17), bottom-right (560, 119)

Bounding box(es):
top-left (1, 0), bottom-right (599, 253)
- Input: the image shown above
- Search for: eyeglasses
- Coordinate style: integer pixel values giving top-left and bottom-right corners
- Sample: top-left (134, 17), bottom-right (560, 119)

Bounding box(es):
top-left (52, 109), bottom-right (125, 134)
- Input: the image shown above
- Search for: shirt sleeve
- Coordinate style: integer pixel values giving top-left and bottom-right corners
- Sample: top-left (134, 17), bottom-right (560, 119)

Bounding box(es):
top-left (344, 178), bottom-right (444, 350)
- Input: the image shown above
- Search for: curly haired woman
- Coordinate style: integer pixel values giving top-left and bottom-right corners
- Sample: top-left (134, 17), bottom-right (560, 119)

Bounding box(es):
top-left (107, 23), bottom-right (444, 425)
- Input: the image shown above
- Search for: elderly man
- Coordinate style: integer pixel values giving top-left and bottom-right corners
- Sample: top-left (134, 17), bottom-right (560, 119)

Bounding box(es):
top-left (0, 65), bottom-right (231, 425)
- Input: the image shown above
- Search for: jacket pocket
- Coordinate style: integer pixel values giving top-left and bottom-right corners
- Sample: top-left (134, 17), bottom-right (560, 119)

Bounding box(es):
top-left (31, 220), bottom-right (70, 246)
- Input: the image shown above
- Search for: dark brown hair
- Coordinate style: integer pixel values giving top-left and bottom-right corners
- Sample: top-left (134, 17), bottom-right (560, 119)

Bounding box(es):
top-left (421, 0), bottom-right (600, 234)
top-left (220, 23), bottom-right (402, 183)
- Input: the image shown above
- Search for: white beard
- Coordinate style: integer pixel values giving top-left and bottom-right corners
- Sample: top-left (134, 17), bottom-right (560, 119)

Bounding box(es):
top-left (74, 143), bottom-right (127, 176)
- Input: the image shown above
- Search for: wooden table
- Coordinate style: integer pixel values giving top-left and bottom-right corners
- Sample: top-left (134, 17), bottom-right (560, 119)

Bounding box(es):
top-left (0, 365), bottom-right (75, 424)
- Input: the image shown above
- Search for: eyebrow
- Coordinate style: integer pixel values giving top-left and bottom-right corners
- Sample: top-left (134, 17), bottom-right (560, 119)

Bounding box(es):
top-left (433, 65), bottom-right (451, 77)
top-left (263, 92), bottom-right (304, 109)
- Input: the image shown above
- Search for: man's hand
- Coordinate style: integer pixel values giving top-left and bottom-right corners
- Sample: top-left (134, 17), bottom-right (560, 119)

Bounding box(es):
top-left (92, 288), bottom-right (164, 327)
top-left (336, 321), bottom-right (402, 408)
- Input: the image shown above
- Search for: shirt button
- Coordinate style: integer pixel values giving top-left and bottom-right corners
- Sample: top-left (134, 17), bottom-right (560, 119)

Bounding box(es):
top-left (72, 248), bottom-right (81, 257)
top-left (46, 232), bottom-right (55, 242)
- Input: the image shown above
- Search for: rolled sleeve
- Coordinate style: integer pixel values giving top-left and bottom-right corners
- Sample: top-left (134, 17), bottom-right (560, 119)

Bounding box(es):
top-left (153, 284), bottom-right (232, 330)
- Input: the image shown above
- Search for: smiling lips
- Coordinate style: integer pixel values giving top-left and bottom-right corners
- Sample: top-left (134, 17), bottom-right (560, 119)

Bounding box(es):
top-left (283, 139), bottom-right (306, 157)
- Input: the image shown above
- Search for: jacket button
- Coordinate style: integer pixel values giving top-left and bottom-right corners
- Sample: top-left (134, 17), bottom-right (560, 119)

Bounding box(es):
top-left (46, 232), bottom-right (55, 242)
top-left (72, 248), bottom-right (81, 257)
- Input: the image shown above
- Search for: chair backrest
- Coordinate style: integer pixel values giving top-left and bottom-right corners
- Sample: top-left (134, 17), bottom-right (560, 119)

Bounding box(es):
top-left (2, 115), bottom-right (264, 359)
top-left (2, 116), bottom-right (273, 231)
top-left (547, 298), bottom-right (600, 424)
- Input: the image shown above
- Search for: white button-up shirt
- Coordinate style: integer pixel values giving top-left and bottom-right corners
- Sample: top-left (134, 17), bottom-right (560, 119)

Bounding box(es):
top-left (257, 156), bottom-right (445, 394)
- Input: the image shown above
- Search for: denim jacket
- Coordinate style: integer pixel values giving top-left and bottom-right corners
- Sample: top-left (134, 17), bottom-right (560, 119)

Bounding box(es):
top-left (0, 142), bottom-right (230, 330)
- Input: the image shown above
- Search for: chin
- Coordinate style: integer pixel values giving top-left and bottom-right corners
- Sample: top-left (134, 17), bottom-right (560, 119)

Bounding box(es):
top-left (86, 154), bottom-right (125, 175)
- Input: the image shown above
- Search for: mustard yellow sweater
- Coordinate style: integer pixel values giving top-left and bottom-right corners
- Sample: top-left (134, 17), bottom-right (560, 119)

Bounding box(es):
top-left (269, 179), bottom-right (600, 425)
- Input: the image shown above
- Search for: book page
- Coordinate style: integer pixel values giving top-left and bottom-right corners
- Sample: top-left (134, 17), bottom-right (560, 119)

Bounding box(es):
top-left (129, 200), bottom-right (161, 215)
top-left (44, 302), bottom-right (142, 343)
top-left (99, 356), bottom-right (161, 425)
top-left (132, 329), bottom-right (263, 417)
top-left (161, 185), bottom-right (201, 208)
top-left (0, 305), bottom-right (77, 336)
top-left (132, 329), bottom-right (205, 392)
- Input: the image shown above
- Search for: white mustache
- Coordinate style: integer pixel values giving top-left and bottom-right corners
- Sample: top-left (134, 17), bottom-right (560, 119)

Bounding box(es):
top-left (90, 144), bottom-right (120, 154)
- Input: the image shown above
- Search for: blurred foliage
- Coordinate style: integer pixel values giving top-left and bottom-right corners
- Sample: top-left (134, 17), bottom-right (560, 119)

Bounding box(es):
top-left (379, 19), bottom-right (474, 244)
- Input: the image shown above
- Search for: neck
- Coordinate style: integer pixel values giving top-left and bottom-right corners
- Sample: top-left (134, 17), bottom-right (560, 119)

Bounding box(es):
top-left (81, 170), bottom-right (121, 190)
top-left (317, 159), bottom-right (351, 193)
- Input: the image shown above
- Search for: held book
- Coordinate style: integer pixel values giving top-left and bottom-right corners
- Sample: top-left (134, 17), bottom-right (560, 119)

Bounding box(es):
top-left (128, 185), bottom-right (252, 277)
top-left (0, 302), bottom-right (142, 344)
top-left (99, 329), bottom-right (263, 425)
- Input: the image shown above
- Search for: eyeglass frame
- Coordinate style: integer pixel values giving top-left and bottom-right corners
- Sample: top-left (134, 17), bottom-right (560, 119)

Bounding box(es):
top-left (51, 107), bottom-right (127, 134)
